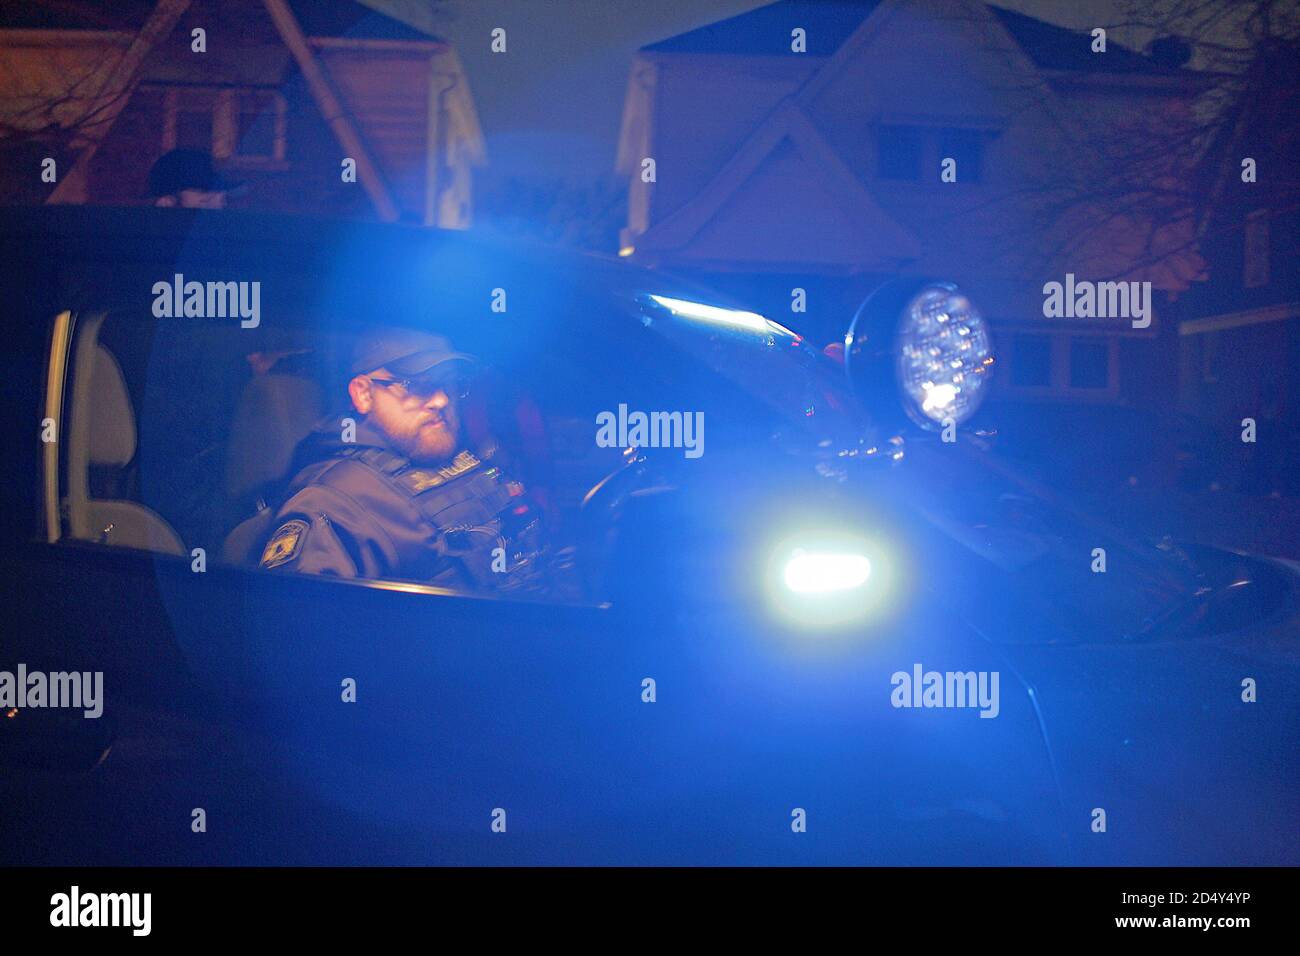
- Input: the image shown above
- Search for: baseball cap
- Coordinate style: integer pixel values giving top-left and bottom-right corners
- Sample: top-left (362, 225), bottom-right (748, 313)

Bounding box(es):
top-left (349, 327), bottom-right (476, 378)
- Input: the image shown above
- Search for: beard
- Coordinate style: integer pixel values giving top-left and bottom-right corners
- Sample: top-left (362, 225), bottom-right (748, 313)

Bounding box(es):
top-left (372, 404), bottom-right (460, 464)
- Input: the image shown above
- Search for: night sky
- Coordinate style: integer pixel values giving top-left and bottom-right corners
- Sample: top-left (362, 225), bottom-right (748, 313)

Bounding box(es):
top-left (362, 0), bottom-right (1158, 181)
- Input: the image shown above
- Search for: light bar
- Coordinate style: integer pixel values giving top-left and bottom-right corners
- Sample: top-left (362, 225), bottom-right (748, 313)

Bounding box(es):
top-left (648, 294), bottom-right (793, 336)
top-left (783, 550), bottom-right (872, 594)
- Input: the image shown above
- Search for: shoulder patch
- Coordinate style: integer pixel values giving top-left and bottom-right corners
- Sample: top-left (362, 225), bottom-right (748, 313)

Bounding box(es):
top-left (260, 518), bottom-right (309, 569)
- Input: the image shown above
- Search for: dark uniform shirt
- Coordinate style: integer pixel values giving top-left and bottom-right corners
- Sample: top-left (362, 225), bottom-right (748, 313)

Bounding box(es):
top-left (257, 415), bottom-right (549, 593)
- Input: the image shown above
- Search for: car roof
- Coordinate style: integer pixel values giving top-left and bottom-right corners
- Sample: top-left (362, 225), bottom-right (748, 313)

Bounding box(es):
top-left (0, 206), bottom-right (634, 334)
top-left (0, 205), bottom-right (736, 331)
top-left (0, 204), bottom-right (611, 276)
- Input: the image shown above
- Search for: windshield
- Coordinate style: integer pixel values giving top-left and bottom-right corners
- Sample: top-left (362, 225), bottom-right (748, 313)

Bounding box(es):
top-left (624, 293), bottom-right (1224, 642)
top-left (612, 288), bottom-right (1222, 641)
top-left (630, 292), bottom-right (872, 453)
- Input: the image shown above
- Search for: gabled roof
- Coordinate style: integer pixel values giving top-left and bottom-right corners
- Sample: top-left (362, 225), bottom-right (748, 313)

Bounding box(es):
top-left (625, 0), bottom-right (1204, 284)
top-left (644, 0), bottom-right (1184, 76)
top-left (288, 0), bottom-right (435, 41)
top-left (3, 0), bottom-right (475, 222)
top-left (644, 1), bottom-right (878, 56)
top-left (985, 6), bottom-right (1174, 74)
top-left (634, 100), bottom-right (920, 267)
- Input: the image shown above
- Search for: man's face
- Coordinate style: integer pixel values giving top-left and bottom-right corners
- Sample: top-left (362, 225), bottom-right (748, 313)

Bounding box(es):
top-left (355, 367), bottom-right (461, 464)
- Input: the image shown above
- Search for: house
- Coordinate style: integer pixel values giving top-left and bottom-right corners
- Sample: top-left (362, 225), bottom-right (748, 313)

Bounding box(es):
top-left (615, 0), bottom-right (1209, 404)
top-left (0, 0), bottom-right (484, 225)
top-left (1174, 40), bottom-right (1300, 457)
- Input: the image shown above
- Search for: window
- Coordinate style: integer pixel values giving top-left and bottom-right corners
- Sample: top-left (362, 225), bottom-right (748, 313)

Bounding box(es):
top-left (1008, 334), bottom-right (1117, 397)
top-left (1069, 340), bottom-right (1109, 389)
top-left (1244, 208), bottom-right (1270, 289)
top-left (43, 300), bottom-right (621, 585)
top-left (1012, 334), bottom-right (1051, 387)
top-left (876, 123), bottom-right (991, 184)
top-left (232, 90), bottom-right (285, 161)
top-left (162, 88), bottom-right (218, 152)
top-left (175, 105), bottom-right (214, 151)
top-left (159, 86), bottom-right (286, 165)
top-left (877, 125), bottom-right (923, 181)
top-left (938, 128), bottom-right (984, 183)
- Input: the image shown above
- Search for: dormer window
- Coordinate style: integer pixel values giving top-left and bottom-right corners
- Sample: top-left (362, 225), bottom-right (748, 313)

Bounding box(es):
top-left (875, 123), bottom-right (990, 184)
top-left (158, 86), bottom-right (287, 166)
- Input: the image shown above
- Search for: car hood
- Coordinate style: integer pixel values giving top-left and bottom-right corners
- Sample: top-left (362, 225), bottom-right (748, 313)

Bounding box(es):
top-left (656, 432), bottom-right (1292, 647)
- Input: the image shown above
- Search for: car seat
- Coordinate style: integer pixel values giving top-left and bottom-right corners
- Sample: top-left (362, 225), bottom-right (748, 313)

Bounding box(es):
top-left (65, 315), bottom-right (186, 555)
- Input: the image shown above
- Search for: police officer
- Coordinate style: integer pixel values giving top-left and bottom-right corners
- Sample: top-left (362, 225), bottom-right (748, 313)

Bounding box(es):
top-left (257, 327), bottom-right (551, 593)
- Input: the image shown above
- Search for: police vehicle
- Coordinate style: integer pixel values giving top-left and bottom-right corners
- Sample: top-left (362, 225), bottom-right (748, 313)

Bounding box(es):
top-left (1, 205), bottom-right (1296, 865)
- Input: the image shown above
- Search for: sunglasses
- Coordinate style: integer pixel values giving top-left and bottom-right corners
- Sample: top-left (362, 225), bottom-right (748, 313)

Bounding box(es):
top-left (368, 374), bottom-right (471, 400)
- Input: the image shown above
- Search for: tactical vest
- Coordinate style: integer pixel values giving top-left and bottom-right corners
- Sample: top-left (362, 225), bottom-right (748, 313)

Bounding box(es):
top-left (339, 445), bottom-right (549, 594)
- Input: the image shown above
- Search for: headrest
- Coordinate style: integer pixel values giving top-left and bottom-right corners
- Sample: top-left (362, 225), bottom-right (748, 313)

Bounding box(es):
top-left (89, 345), bottom-right (136, 467)
top-left (225, 372), bottom-right (324, 500)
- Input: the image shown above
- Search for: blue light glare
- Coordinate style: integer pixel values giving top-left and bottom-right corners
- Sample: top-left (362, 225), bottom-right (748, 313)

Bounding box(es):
top-left (648, 294), bottom-right (795, 337)
top-left (783, 549), bottom-right (872, 593)
top-left (896, 285), bottom-right (992, 427)
top-left (762, 527), bottom-right (901, 634)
